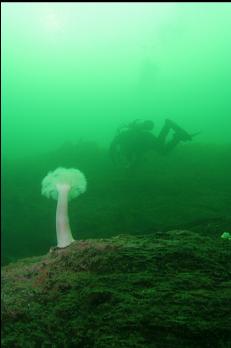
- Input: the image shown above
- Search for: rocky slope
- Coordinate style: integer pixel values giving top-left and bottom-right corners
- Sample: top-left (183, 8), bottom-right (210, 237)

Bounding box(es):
top-left (1, 230), bottom-right (231, 347)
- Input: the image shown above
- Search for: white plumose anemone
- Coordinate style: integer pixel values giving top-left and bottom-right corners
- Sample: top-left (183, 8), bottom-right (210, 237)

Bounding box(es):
top-left (42, 167), bottom-right (87, 248)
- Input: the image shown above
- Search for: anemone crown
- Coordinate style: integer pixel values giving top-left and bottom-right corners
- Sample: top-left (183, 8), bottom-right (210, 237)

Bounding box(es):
top-left (41, 167), bottom-right (87, 201)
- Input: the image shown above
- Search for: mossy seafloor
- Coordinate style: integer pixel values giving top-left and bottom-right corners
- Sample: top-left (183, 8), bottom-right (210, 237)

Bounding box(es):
top-left (2, 231), bottom-right (231, 348)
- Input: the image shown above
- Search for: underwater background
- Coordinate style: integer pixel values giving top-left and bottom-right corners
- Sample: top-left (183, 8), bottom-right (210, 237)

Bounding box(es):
top-left (1, 3), bottom-right (231, 265)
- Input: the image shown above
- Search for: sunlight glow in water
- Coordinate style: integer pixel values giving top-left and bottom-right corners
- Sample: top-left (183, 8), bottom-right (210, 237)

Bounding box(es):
top-left (41, 12), bottom-right (64, 36)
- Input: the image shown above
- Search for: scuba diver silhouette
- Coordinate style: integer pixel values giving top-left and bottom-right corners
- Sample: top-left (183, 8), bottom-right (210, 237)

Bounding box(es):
top-left (110, 119), bottom-right (200, 168)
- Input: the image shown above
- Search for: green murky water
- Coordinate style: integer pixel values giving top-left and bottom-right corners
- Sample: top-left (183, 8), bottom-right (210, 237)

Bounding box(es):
top-left (2, 3), bottom-right (231, 265)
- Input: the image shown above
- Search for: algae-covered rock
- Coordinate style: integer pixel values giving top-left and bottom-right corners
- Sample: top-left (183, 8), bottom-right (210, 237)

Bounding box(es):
top-left (1, 231), bottom-right (231, 347)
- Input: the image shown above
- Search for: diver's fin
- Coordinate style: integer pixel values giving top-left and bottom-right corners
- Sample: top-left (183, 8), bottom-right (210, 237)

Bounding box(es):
top-left (166, 119), bottom-right (199, 142)
top-left (182, 131), bottom-right (201, 142)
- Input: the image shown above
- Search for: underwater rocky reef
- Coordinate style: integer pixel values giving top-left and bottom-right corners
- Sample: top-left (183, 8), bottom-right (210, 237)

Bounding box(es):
top-left (2, 230), bottom-right (231, 347)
